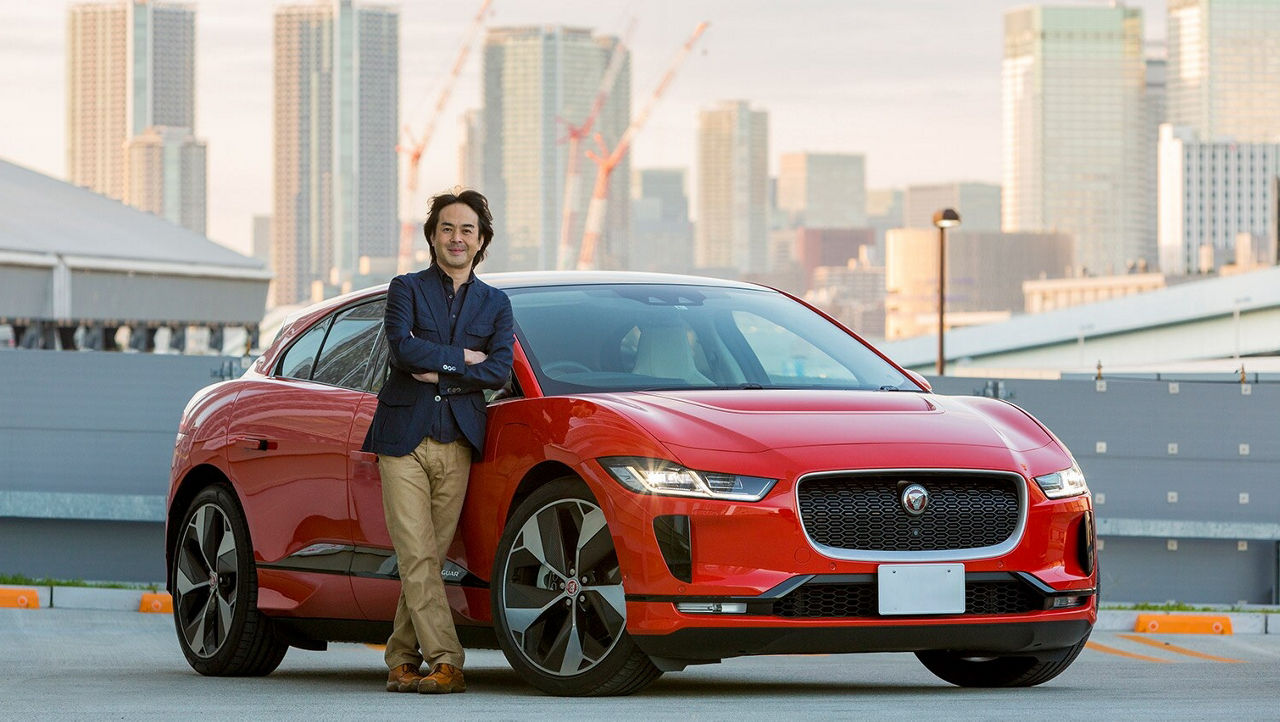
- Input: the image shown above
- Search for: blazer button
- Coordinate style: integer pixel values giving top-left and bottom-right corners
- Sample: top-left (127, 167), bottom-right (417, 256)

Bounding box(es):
top-left (434, 395), bottom-right (442, 402)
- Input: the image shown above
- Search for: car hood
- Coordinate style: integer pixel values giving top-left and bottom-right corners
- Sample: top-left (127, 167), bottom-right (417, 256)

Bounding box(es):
top-left (593, 389), bottom-right (1054, 454)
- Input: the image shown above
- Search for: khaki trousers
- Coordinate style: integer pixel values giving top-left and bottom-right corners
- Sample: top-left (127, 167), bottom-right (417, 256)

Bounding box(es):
top-left (378, 437), bottom-right (471, 670)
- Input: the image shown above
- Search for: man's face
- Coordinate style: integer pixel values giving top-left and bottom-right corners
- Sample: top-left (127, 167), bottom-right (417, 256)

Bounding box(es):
top-left (431, 202), bottom-right (482, 273)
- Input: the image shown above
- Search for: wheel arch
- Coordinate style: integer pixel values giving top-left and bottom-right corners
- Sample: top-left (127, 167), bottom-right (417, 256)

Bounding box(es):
top-left (505, 460), bottom-right (592, 527)
top-left (165, 463), bottom-right (243, 593)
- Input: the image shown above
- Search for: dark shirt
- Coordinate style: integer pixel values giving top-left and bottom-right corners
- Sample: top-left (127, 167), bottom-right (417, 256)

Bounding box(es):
top-left (427, 265), bottom-right (473, 447)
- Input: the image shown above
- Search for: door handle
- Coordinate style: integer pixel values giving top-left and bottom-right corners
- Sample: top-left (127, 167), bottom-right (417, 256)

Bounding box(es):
top-left (234, 436), bottom-right (277, 451)
top-left (349, 450), bottom-right (378, 463)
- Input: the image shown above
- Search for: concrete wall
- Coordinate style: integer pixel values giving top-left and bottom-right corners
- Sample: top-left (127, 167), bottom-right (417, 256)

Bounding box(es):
top-left (1, 350), bottom-right (247, 582)
top-left (929, 374), bottom-right (1280, 604)
top-left (2, 349), bottom-right (1278, 603)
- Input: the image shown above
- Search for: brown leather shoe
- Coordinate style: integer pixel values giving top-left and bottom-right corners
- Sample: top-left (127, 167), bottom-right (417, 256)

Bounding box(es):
top-left (418, 663), bottom-right (466, 694)
top-left (386, 663), bottom-right (424, 693)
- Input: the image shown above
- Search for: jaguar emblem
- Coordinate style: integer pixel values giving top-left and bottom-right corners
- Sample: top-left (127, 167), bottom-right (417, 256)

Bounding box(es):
top-left (900, 483), bottom-right (929, 516)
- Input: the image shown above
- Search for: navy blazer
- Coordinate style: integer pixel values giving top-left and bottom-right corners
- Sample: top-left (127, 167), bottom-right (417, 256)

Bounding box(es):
top-left (361, 267), bottom-right (515, 457)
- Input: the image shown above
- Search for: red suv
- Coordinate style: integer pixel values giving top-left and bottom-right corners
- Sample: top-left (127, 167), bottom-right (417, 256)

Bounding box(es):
top-left (166, 272), bottom-right (1096, 695)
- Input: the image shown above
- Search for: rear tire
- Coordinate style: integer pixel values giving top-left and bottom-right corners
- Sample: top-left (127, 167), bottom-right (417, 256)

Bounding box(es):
top-left (491, 477), bottom-right (662, 696)
top-left (171, 484), bottom-right (288, 676)
top-left (915, 631), bottom-right (1091, 687)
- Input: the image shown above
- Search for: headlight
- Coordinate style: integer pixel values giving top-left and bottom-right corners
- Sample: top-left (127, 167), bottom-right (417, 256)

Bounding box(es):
top-left (1034, 462), bottom-right (1089, 499)
top-left (599, 456), bottom-right (777, 502)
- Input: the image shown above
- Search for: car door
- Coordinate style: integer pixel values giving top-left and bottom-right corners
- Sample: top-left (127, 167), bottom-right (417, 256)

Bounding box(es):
top-left (226, 299), bottom-right (384, 616)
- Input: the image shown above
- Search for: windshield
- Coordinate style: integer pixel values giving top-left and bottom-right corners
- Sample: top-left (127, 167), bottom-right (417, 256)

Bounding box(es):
top-left (508, 283), bottom-right (911, 395)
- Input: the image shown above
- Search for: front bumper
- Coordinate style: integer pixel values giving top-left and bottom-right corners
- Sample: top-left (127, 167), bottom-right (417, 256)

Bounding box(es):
top-left (631, 618), bottom-right (1094, 662)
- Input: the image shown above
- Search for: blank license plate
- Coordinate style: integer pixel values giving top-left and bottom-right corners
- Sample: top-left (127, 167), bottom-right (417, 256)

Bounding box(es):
top-left (877, 563), bottom-right (965, 615)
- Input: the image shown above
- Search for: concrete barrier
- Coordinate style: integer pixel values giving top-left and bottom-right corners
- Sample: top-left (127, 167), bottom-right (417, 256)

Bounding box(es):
top-left (0, 584), bottom-right (51, 608)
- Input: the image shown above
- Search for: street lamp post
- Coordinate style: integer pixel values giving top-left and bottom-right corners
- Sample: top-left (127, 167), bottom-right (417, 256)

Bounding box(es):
top-left (932, 208), bottom-right (961, 376)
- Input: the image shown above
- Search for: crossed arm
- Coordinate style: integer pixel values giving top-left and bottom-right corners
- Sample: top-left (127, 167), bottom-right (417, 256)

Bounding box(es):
top-left (383, 275), bottom-right (515, 391)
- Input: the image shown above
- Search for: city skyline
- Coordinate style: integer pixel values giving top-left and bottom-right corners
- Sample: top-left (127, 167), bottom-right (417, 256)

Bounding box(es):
top-left (0, 0), bottom-right (1171, 257)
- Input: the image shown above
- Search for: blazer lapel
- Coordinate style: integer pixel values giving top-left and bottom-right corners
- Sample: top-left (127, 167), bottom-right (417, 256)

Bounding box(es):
top-left (417, 268), bottom-right (450, 339)
top-left (452, 277), bottom-right (488, 337)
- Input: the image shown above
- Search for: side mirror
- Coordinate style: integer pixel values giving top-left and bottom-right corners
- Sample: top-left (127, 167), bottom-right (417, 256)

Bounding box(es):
top-left (904, 369), bottom-right (932, 392)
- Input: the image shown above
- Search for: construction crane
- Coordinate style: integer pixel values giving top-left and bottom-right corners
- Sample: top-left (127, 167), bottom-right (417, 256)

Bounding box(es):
top-left (576, 21), bottom-right (708, 271)
top-left (396, 0), bottom-right (491, 274)
top-left (555, 19), bottom-right (636, 270)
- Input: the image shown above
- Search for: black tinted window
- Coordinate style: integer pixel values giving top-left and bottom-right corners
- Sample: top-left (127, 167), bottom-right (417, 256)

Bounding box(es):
top-left (313, 300), bottom-right (385, 390)
top-left (277, 317), bottom-right (331, 380)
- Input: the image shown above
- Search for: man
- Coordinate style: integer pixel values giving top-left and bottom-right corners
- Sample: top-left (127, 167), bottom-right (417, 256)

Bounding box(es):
top-left (362, 189), bottom-right (514, 695)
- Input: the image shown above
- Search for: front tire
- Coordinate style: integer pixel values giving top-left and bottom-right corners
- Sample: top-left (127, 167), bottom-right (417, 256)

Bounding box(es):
top-left (491, 478), bottom-right (661, 696)
top-left (915, 631), bottom-right (1091, 687)
top-left (171, 484), bottom-right (288, 676)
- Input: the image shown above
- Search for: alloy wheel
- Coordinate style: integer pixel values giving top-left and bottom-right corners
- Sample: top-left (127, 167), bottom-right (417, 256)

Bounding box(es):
top-left (174, 503), bottom-right (238, 658)
top-left (500, 498), bottom-right (627, 676)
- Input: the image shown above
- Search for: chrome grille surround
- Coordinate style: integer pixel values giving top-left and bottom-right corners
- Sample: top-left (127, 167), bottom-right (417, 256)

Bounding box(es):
top-left (794, 469), bottom-right (1028, 562)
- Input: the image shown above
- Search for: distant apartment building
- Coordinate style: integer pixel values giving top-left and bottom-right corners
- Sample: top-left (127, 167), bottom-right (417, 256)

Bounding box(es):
top-left (902, 182), bottom-right (1002, 231)
top-left (482, 26), bottom-right (631, 272)
top-left (865, 187), bottom-right (904, 264)
top-left (1157, 125), bottom-right (1280, 275)
top-left (252, 214), bottom-right (272, 268)
top-left (67, 1), bottom-right (205, 233)
top-left (696, 100), bottom-right (769, 276)
top-left (1002, 5), bottom-right (1150, 276)
top-left (806, 254), bottom-right (886, 340)
top-left (1023, 272), bottom-right (1166, 314)
top-left (1167, 0), bottom-right (1280, 144)
top-left (272, 1), bottom-right (399, 306)
top-left (791, 227), bottom-right (875, 288)
top-left (884, 229), bottom-right (1072, 340)
top-left (776, 153), bottom-right (866, 228)
top-left (458, 109), bottom-right (483, 192)
top-left (630, 168), bottom-right (693, 273)
top-left (123, 126), bottom-right (206, 235)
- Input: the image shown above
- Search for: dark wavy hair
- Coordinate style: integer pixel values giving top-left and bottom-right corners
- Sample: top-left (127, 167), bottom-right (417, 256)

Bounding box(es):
top-left (422, 189), bottom-right (495, 267)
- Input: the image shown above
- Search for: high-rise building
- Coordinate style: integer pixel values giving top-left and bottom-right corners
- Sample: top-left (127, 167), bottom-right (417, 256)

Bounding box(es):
top-left (1002, 5), bottom-right (1150, 275)
top-left (252, 214), bottom-right (272, 268)
top-left (458, 109), bottom-right (483, 192)
top-left (630, 168), bottom-right (693, 273)
top-left (696, 100), bottom-right (769, 275)
top-left (884, 229), bottom-right (1073, 340)
top-left (67, 1), bottom-right (201, 221)
top-left (482, 26), bottom-right (631, 272)
top-left (123, 126), bottom-right (206, 234)
top-left (903, 182), bottom-right (1002, 231)
top-left (1168, 0), bottom-right (1280, 144)
top-left (1157, 124), bottom-right (1280, 275)
top-left (272, 1), bottom-right (399, 306)
top-left (776, 153), bottom-right (866, 228)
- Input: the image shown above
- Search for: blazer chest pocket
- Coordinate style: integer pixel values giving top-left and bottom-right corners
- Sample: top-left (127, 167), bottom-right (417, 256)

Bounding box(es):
top-left (412, 306), bottom-right (440, 339)
top-left (463, 321), bottom-right (494, 346)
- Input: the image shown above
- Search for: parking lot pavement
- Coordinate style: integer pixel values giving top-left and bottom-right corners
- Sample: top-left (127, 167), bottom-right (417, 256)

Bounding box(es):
top-left (4, 608), bottom-right (1280, 719)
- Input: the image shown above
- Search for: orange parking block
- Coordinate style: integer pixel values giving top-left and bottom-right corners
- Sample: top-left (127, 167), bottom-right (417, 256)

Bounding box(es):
top-left (0, 588), bottom-right (41, 609)
top-left (1135, 613), bottom-right (1232, 634)
top-left (139, 592), bottom-right (173, 614)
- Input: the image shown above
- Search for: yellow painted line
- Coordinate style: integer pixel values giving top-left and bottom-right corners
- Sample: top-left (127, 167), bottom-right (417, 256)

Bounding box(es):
top-left (365, 644), bottom-right (387, 651)
top-left (1085, 640), bottom-right (1171, 663)
top-left (1117, 633), bottom-right (1245, 663)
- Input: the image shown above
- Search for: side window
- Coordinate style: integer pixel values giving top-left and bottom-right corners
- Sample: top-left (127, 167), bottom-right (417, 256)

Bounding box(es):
top-left (367, 332), bottom-right (390, 394)
top-left (276, 317), bottom-right (331, 380)
top-left (312, 300), bottom-right (386, 390)
top-left (732, 310), bottom-right (857, 385)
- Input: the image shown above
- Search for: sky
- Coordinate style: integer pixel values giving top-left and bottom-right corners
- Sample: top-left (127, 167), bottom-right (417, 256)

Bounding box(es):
top-left (0, 0), bottom-right (1168, 256)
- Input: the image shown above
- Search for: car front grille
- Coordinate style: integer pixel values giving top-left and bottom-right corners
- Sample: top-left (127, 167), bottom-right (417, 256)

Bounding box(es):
top-left (771, 578), bottom-right (1043, 618)
top-left (797, 472), bottom-right (1021, 552)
